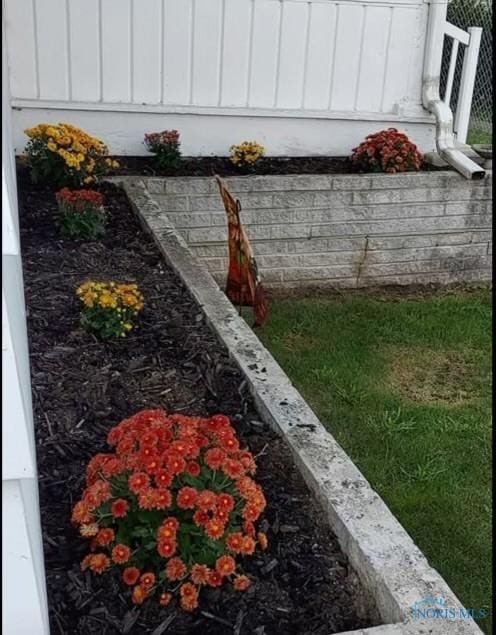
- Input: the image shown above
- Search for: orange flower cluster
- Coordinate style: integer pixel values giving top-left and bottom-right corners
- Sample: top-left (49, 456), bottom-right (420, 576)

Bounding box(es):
top-left (71, 409), bottom-right (268, 611)
top-left (351, 128), bottom-right (423, 174)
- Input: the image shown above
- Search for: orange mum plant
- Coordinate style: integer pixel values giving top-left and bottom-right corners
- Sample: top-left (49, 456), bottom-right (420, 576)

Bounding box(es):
top-left (351, 128), bottom-right (423, 174)
top-left (71, 410), bottom-right (268, 611)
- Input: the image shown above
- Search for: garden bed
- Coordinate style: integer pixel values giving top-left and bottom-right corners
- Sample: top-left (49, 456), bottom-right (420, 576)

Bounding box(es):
top-left (17, 166), bottom-right (374, 635)
top-left (111, 155), bottom-right (443, 177)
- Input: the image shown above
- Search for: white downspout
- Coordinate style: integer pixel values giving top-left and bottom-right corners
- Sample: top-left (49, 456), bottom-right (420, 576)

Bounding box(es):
top-left (422, 0), bottom-right (485, 180)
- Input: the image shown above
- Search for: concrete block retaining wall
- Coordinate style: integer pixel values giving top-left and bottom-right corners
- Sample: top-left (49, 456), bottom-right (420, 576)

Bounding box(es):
top-left (145, 171), bottom-right (492, 289)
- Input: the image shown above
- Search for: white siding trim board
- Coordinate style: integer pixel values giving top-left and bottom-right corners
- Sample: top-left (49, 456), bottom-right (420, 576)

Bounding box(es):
top-left (10, 99), bottom-right (435, 123)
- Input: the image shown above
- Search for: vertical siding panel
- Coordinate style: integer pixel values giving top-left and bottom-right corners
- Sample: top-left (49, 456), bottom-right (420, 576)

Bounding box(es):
top-left (163, 0), bottom-right (192, 104)
top-left (220, 0), bottom-right (251, 106)
top-left (4, 0), bottom-right (38, 99)
top-left (132, 0), bottom-right (161, 103)
top-left (276, 1), bottom-right (308, 109)
top-left (191, 0), bottom-right (223, 106)
top-left (69, 0), bottom-right (100, 102)
top-left (329, 3), bottom-right (364, 110)
top-left (355, 7), bottom-right (391, 112)
top-left (101, 0), bottom-right (131, 102)
top-left (407, 5), bottom-right (428, 106)
top-left (248, 0), bottom-right (280, 108)
top-left (34, 0), bottom-right (69, 100)
top-left (304, 3), bottom-right (336, 110)
top-left (381, 8), bottom-right (414, 112)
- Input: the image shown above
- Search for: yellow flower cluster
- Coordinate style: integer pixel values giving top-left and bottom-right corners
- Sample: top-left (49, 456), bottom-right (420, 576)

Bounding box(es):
top-left (77, 281), bottom-right (144, 314)
top-left (24, 123), bottom-right (119, 184)
top-left (230, 141), bottom-right (265, 166)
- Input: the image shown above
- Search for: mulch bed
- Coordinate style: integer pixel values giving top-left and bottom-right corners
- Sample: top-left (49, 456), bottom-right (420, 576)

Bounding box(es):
top-left (17, 165), bottom-right (375, 635)
top-left (112, 155), bottom-right (443, 177)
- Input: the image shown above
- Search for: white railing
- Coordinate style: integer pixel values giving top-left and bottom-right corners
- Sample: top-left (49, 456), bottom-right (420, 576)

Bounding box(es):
top-left (2, 19), bottom-right (50, 634)
top-left (442, 21), bottom-right (482, 144)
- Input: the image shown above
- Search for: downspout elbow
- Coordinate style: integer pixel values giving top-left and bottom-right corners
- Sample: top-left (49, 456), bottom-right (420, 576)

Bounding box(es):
top-left (424, 95), bottom-right (486, 180)
top-left (422, 1), bottom-right (485, 180)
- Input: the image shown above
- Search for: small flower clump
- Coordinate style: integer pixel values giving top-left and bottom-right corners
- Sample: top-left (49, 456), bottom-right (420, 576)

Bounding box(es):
top-left (72, 409), bottom-right (268, 611)
top-left (76, 281), bottom-right (144, 339)
top-left (144, 130), bottom-right (182, 170)
top-left (55, 188), bottom-right (106, 239)
top-left (230, 141), bottom-right (265, 172)
top-left (351, 128), bottom-right (423, 174)
top-left (24, 123), bottom-right (119, 187)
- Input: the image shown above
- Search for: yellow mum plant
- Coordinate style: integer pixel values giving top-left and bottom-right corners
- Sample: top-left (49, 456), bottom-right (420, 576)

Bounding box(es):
top-left (76, 281), bottom-right (144, 339)
top-left (230, 141), bottom-right (265, 172)
top-left (24, 123), bottom-right (119, 187)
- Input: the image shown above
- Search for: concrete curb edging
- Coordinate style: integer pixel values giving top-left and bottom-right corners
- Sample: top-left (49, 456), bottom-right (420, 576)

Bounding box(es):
top-left (119, 176), bottom-right (484, 635)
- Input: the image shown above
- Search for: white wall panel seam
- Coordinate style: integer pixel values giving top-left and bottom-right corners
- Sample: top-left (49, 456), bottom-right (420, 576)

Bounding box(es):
top-left (245, 0), bottom-right (255, 107)
top-left (327, 3), bottom-right (339, 110)
top-left (301, 2), bottom-right (312, 110)
top-left (380, 7), bottom-right (394, 111)
top-left (217, 0), bottom-right (226, 107)
top-left (31, 0), bottom-right (40, 99)
top-left (273, 0), bottom-right (283, 108)
top-left (354, 6), bottom-right (368, 111)
top-left (98, 0), bottom-right (103, 102)
top-left (65, 0), bottom-right (72, 101)
top-left (129, 0), bottom-right (134, 103)
top-left (189, 0), bottom-right (196, 104)
top-left (160, 0), bottom-right (164, 104)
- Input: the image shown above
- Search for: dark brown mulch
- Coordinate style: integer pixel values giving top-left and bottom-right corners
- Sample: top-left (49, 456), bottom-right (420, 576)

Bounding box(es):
top-left (111, 155), bottom-right (443, 177)
top-left (17, 166), bottom-right (376, 635)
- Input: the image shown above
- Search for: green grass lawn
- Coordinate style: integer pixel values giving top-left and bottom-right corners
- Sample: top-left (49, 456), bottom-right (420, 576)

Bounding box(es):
top-left (468, 126), bottom-right (492, 146)
top-left (252, 289), bottom-right (492, 632)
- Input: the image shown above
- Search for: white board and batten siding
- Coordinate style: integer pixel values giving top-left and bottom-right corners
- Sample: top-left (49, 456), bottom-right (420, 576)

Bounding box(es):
top-left (5, 0), bottom-right (436, 156)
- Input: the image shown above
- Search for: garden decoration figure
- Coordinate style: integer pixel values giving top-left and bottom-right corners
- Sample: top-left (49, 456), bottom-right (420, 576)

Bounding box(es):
top-left (215, 175), bottom-right (268, 327)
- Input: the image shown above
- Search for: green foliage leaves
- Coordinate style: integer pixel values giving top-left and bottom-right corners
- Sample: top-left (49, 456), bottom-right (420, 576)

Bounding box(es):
top-left (56, 201), bottom-right (106, 240)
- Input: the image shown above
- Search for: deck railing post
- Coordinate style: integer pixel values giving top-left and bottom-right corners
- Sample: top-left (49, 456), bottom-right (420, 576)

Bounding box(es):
top-left (454, 26), bottom-right (482, 144)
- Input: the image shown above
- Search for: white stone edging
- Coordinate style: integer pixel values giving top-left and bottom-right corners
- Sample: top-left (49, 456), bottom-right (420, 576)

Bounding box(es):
top-left (118, 176), bottom-right (484, 635)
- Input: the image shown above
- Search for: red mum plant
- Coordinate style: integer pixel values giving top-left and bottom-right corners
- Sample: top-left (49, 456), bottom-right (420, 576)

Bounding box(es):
top-left (72, 409), bottom-right (268, 612)
top-left (351, 128), bottom-right (423, 174)
top-left (55, 187), bottom-right (106, 239)
top-left (144, 130), bottom-right (181, 171)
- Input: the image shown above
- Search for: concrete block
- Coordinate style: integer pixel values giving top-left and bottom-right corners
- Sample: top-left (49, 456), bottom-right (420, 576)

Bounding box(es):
top-left (190, 192), bottom-right (273, 211)
top-left (332, 175), bottom-right (373, 190)
top-left (284, 175), bottom-right (333, 190)
top-left (445, 201), bottom-right (492, 216)
top-left (202, 257), bottom-right (228, 272)
top-left (367, 172), bottom-right (464, 190)
top-left (273, 192), bottom-right (316, 208)
top-left (288, 237), bottom-right (366, 253)
top-left (310, 214), bottom-right (490, 239)
top-left (166, 212), bottom-right (225, 229)
top-left (145, 178), bottom-right (166, 194)
top-left (225, 174), bottom-right (332, 192)
top-left (241, 208), bottom-right (296, 225)
top-left (352, 186), bottom-right (490, 206)
top-left (313, 191), bottom-right (354, 207)
top-left (191, 244), bottom-right (229, 258)
top-left (164, 178), bottom-right (215, 195)
top-left (187, 227), bottom-right (228, 243)
top-left (153, 194), bottom-right (189, 211)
